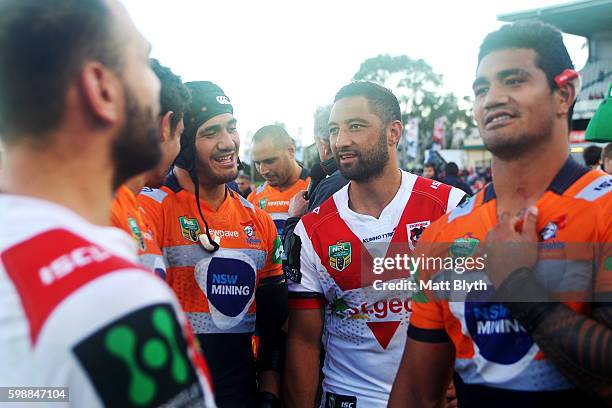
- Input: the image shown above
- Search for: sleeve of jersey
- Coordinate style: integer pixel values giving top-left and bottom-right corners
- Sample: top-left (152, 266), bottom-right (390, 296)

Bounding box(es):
top-left (258, 209), bottom-right (285, 283)
top-left (287, 220), bottom-right (326, 310)
top-left (137, 191), bottom-right (166, 248)
top-left (594, 195), bottom-right (612, 302)
top-left (407, 225), bottom-right (450, 343)
top-left (446, 186), bottom-right (468, 213)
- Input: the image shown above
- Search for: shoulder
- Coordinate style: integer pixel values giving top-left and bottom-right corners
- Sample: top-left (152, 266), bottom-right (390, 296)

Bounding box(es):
top-left (567, 169), bottom-right (611, 204)
top-left (139, 186), bottom-right (172, 205)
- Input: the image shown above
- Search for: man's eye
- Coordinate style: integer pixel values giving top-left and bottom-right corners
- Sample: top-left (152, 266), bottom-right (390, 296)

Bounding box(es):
top-left (474, 87), bottom-right (488, 97)
top-left (349, 124), bottom-right (363, 130)
top-left (329, 127), bottom-right (338, 136)
top-left (228, 127), bottom-right (237, 134)
top-left (506, 77), bottom-right (524, 86)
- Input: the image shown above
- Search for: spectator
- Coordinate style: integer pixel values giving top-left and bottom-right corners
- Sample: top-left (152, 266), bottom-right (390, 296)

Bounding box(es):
top-left (583, 144), bottom-right (602, 169)
top-left (441, 162), bottom-right (472, 196)
top-left (236, 172), bottom-right (252, 198)
top-left (422, 162), bottom-right (438, 180)
top-left (602, 143), bottom-right (612, 174)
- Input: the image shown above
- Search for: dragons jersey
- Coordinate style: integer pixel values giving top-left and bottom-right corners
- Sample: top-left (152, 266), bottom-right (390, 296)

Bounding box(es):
top-left (288, 170), bottom-right (466, 407)
top-left (409, 157), bottom-right (612, 406)
top-left (0, 194), bottom-right (216, 408)
top-left (111, 185), bottom-right (166, 279)
top-left (247, 167), bottom-right (310, 239)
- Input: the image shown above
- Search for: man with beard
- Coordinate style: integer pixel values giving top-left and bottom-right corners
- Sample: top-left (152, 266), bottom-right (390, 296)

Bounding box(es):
top-left (0, 1), bottom-right (215, 407)
top-left (248, 125), bottom-right (310, 240)
top-left (389, 22), bottom-right (611, 407)
top-left (145, 81), bottom-right (287, 408)
top-left (112, 58), bottom-right (190, 279)
top-left (284, 81), bottom-right (466, 407)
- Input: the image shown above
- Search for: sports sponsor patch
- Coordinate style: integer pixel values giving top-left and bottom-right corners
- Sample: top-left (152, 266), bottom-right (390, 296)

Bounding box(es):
top-left (127, 217), bottom-right (146, 251)
top-left (272, 236), bottom-right (284, 265)
top-left (178, 216), bottom-right (201, 243)
top-left (259, 198), bottom-right (268, 210)
top-left (73, 304), bottom-right (206, 407)
top-left (194, 250), bottom-right (257, 330)
top-left (2, 229), bottom-right (140, 344)
top-left (328, 241), bottom-right (351, 272)
top-left (406, 221), bottom-right (430, 251)
top-left (449, 234), bottom-right (479, 258)
top-left (324, 392), bottom-right (357, 408)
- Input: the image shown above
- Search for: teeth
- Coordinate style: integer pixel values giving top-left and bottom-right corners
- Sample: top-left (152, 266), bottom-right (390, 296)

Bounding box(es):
top-left (490, 115), bottom-right (511, 124)
top-left (215, 154), bottom-right (232, 161)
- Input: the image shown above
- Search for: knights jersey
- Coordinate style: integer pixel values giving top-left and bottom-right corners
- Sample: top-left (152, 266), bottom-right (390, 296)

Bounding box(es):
top-left (141, 186), bottom-right (284, 403)
top-left (247, 168), bottom-right (310, 239)
top-left (111, 185), bottom-right (166, 279)
top-left (0, 194), bottom-right (216, 408)
top-left (409, 157), bottom-right (612, 406)
top-left (287, 170), bottom-right (466, 407)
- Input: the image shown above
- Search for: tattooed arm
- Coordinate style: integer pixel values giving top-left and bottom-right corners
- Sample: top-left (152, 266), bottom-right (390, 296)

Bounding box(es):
top-left (498, 267), bottom-right (612, 400)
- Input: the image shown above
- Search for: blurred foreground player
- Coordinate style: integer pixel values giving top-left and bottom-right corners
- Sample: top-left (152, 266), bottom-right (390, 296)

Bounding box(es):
top-left (0, 0), bottom-right (215, 406)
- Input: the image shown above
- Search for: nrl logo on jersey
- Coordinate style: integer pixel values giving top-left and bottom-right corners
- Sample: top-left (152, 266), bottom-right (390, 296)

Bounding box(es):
top-left (178, 216), bottom-right (201, 243)
top-left (328, 241), bottom-right (351, 272)
top-left (127, 217), bottom-right (146, 251)
top-left (259, 198), bottom-right (268, 210)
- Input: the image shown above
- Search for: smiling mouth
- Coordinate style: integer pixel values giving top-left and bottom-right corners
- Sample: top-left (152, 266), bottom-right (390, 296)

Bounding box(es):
top-left (213, 153), bottom-right (235, 165)
top-left (485, 111), bottom-right (516, 127)
top-left (338, 152), bottom-right (358, 162)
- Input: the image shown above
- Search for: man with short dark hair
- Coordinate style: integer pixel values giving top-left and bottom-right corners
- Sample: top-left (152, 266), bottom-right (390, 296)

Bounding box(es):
top-left (284, 81), bottom-right (466, 407)
top-left (583, 144), bottom-right (602, 170)
top-left (248, 125), bottom-right (310, 239)
top-left (236, 173), bottom-right (253, 198)
top-left (112, 58), bottom-right (190, 280)
top-left (390, 21), bottom-right (611, 407)
top-left (442, 162), bottom-right (472, 195)
top-left (0, 1), bottom-right (215, 406)
top-left (602, 143), bottom-right (612, 174)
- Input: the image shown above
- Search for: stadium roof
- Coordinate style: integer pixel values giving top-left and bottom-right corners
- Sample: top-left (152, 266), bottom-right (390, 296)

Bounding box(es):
top-left (498, 0), bottom-right (612, 37)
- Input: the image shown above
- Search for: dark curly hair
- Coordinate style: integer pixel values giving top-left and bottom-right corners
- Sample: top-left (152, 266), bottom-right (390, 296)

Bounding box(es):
top-left (150, 58), bottom-right (190, 133)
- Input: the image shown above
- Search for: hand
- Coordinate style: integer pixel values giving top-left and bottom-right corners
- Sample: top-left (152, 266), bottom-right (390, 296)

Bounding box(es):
top-left (288, 190), bottom-right (309, 217)
top-left (484, 206), bottom-right (539, 287)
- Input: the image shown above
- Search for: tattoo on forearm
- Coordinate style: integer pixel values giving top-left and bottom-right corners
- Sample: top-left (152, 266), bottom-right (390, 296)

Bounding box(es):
top-left (526, 305), bottom-right (612, 400)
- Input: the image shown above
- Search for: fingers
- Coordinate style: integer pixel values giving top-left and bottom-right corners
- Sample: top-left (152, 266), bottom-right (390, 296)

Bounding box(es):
top-left (521, 206), bottom-right (539, 238)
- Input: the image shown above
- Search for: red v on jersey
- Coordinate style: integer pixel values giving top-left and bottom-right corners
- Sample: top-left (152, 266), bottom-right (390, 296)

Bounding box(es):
top-left (367, 321), bottom-right (402, 350)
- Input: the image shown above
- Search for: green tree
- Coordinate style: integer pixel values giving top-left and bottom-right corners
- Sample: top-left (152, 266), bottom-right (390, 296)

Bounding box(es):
top-left (353, 54), bottom-right (475, 161)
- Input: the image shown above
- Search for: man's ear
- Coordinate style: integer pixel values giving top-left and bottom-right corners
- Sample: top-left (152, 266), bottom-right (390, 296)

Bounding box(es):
top-left (556, 81), bottom-right (577, 118)
top-left (389, 120), bottom-right (403, 146)
top-left (287, 142), bottom-right (296, 158)
top-left (79, 61), bottom-right (121, 126)
top-left (160, 111), bottom-right (174, 142)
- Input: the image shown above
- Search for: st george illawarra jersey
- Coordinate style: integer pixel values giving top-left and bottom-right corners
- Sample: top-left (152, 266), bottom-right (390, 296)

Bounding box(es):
top-left (287, 170), bottom-right (465, 407)
top-left (0, 195), bottom-right (216, 408)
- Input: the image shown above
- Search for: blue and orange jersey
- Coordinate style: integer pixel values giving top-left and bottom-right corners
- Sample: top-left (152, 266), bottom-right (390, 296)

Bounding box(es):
top-left (247, 167), bottom-right (310, 238)
top-left (111, 185), bottom-right (166, 278)
top-left (409, 157), bottom-right (612, 402)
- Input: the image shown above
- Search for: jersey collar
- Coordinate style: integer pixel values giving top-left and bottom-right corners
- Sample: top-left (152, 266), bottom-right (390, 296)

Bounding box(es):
top-left (482, 155), bottom-right (589, 203)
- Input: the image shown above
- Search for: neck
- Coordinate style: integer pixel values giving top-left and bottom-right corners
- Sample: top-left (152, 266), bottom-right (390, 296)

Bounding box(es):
top-left (124, 173), bottom-right (148, 196)
top-left (174, 166), bottom-right (195, 192)
top-left (279, 161), bottom-right (302, 192)
top-left (197, 182), bottom-right (227, 211)
top-left (492, 136), bottom-right (569, 216)
top-left (347, 163), bottom-right (402, 219)
top-left (0, 142), bottom-right (114, 226)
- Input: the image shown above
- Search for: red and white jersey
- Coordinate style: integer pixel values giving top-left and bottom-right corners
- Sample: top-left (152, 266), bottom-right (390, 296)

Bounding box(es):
top-left (0, 195), bottom-right (216, 408)
top-left (288, 170), bottom-right (465, 407)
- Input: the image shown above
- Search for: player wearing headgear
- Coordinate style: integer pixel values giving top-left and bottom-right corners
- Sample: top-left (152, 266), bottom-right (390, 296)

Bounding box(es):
top-left (143, 81), bottom-right (287, 407)
top-left (389, 21), bottom-right (611, 408)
